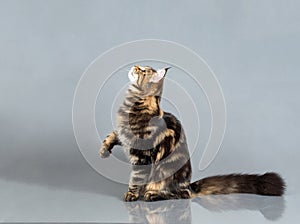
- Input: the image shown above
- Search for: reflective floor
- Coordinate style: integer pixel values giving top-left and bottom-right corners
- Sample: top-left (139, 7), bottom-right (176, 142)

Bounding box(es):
top-left (0, 179), bottom-right (299, 223)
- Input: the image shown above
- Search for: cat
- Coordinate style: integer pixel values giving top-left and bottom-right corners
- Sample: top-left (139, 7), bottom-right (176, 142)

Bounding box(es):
top-left (99, 65), bottom-right (285, 201)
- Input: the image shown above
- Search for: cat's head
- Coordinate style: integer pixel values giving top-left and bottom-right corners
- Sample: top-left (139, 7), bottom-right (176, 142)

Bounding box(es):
top-left (128, 65), bottom-right (170, 96)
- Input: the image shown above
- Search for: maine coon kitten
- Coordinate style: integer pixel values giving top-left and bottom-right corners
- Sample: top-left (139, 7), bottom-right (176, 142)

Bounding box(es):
top-left (100, 65), bottom-right (285, 201)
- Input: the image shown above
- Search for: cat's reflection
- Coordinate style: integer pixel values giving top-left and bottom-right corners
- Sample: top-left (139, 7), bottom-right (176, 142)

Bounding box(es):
top-left (124, 195), bottom-right (285, 224)
top-left (124, 199), bottom-right (191, 224)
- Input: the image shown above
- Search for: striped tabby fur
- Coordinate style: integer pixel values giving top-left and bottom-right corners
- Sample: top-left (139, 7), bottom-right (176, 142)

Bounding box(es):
top-left (100, 65), bottom-right (285, 201)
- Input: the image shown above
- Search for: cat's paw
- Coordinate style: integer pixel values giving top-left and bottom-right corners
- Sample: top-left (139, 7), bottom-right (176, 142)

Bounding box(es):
top-left (124, 191), bottom-right (139, 202)
top-left (99, 145), bottom-right (110, 158)
top-left (179, 189), bottom-right (191, 199)
top-left (144, 191), bottom-right (164, 201)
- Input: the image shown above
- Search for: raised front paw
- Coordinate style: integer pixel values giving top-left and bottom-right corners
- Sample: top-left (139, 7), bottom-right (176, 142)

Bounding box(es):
top-left (124, 191), bottom-right (139, 202)
top-left (99, 144), bottom-right (111, 158)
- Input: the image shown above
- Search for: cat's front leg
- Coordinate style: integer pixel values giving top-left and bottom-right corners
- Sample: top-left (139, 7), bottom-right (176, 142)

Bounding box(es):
top-left (124, 185), bottom-right (140, 202)
top-left (124, 163), bottom-right (151, 202)
top-left (99, 131), bottom-right (121, 158)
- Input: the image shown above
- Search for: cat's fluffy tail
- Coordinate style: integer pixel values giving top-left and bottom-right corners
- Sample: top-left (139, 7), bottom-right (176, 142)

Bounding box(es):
top-left (189, 172), bottom-right (285, 197)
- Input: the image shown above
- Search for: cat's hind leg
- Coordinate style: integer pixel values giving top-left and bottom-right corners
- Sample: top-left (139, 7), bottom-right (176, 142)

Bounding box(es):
top-left (144, 189), bottom-right (191, 201)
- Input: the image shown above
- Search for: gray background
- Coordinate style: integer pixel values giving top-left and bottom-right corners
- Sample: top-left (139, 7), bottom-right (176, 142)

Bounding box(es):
top-left (0, 0), bottom-right (299, 222)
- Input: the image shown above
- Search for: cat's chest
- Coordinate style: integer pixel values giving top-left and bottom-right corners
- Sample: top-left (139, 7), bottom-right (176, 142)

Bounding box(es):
top-left (117, 109), bottom-right (165, 149)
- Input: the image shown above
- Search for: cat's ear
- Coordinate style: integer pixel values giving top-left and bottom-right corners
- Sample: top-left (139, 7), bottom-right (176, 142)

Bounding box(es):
top-left (128, 66), bottom-right (138, 83)
top-left (150, 67), bottom-right (171, 83)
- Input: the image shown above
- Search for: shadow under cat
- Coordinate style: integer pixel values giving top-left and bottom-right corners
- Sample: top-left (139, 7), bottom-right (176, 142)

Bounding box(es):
top-left (124, 194), bottom-right (285, 224)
